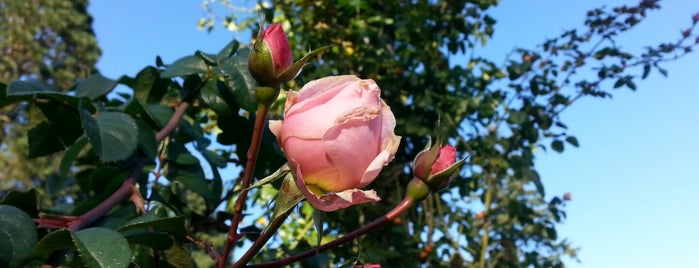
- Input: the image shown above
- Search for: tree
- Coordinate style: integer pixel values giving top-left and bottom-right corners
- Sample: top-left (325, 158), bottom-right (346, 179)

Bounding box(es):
top-left (0, 0), bottom-right (696, 267)
top-left (0, 0), bottom-right (101, 193)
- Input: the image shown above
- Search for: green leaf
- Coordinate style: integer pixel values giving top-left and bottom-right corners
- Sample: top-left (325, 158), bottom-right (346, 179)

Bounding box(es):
top-left (7, 80), bottom-right (58, 95)
top-left (0, 205), bottom-right (37, 268)
top-left (217, 48), bottom-right (258, 111)
top-left (80, 105), bottom-right (139, 162)
top-left (118, 215), bottom-right (189, 242)
top-left (59, 136), bottom-right (89, 178)
top-left (75, 74), bottom-right (117, 100)
top-left (551, 140), bottom-right (564, 153)
top-left (565, 136), bottom-right (579, 147)
top-left (30, 229), bottom-right (72, 261)
top-left (272, 173), bottom-right (305, 220)
top-left (312, 209), bottom-right (325, 250)
top-left (136, 120), bottom-right (159, 160)
top-left (73, 228), bottom-right (132, 268)
top-left (0, 189), bottom-right (39, 218)
top-left (130, 66), bottom-right (168, 103)
top-left (126, 232), bottom-right (174, 250)
top-left (0, 82), bottom-right (24, 108)
top-left (247, 164), bottom-right (290, 190)
top-left (199, 79), bottom-right (233, 117)
top-left (216, 40), bottom-right (240, 61)
top-left (163, 242), bottom-right (192, 268)
top-left (28, 123), bottom-right (67, 158)
top-left (161, 55), bottom-right (208, 78)
top-left (195, 50), bottom-right (218, 65)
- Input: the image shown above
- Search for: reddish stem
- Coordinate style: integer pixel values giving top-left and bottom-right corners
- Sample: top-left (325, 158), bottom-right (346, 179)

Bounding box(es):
top-left (219, 105), bottom-right (270, 267)
top-left (245, 198), bottom-right (415, 268)
top-left (57, 102), bottom-right (190, 232)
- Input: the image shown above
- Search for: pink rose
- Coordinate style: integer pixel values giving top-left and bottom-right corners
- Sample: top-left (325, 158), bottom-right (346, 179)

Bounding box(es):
top-left (248, 23), bottom-right (293, 85)
top-left (269, 75), bottom-right (401, 211)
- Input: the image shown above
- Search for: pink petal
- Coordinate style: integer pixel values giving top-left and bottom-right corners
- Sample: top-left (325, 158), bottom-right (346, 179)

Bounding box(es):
top-left (294, 162), bottom-right (381, 212)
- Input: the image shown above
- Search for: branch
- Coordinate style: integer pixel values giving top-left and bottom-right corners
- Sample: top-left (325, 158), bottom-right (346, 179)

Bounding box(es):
top-left (246, 198), bottom-right (415, 268)
top-left (219, 104), bottom-right (270, 267)
top-left (38, 101), bottom-right (190, 232)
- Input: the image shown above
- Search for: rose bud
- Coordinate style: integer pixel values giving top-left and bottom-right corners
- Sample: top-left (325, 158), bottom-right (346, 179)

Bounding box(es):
top-left (269, 75), bottom-right (401, 211)
top-left (412, 141), bottom-right (464, 193)
top-left (248, 23), bottom-right (294, 87)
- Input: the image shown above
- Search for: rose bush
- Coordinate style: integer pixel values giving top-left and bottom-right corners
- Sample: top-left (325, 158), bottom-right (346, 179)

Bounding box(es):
top-left (269, 75), bottom-right (401, 211)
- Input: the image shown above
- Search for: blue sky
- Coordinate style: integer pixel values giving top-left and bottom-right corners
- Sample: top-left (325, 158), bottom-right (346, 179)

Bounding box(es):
top-left (89, 1), bottom-right (699, 267)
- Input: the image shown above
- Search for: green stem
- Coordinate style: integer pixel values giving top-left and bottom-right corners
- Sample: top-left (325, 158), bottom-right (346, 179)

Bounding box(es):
top-left (479, 175), bottom-right (495, 268)
top-left (246, 197), bottom-right (415, 268)
top-left (219, 104), bottom-right (270, 268)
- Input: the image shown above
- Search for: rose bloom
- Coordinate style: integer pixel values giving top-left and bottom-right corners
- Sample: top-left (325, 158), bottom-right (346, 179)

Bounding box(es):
top-left (269, 75), bottom-right (401, 211)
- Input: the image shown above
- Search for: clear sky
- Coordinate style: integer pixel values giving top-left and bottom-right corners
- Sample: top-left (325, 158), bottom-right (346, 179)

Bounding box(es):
top-left (89, 1), bottom-right (699, 267)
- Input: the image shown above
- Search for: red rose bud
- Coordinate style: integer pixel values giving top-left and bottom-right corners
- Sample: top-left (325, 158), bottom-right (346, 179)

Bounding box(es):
top-left (248, 23), bottom-right (293, 87)
top-left (412, 142), bottom-right (465, 192)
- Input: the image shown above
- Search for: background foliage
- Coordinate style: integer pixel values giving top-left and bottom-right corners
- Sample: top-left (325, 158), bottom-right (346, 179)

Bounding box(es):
top-left (0, 0), bottom-right (696, 267)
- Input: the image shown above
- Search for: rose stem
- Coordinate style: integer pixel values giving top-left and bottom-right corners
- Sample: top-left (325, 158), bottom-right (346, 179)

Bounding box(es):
top-left (245, 197), bottom-right (415, 268)
top-left (229, 209), bottom-right (293, 268)
top-left (66, 101), bottom-right (190, 232)
top-left (220, 104), bottom-right (270, 268)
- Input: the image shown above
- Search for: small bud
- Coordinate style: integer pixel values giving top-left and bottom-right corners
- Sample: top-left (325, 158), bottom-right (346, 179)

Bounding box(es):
top-left (412, 141), bottom-right (465, 192)
top-left (248, 24), bottom-right (293, 87)
top-left (693, 12), bottom-right (699, 23)
top-left (682, 28), bottom-right (691, 38)
top-left (563, 192), bottom-right (572, 201)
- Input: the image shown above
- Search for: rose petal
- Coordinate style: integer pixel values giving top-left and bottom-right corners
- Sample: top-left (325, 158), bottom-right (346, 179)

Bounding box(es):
top-left (294, 162), bottom-right (381, 212)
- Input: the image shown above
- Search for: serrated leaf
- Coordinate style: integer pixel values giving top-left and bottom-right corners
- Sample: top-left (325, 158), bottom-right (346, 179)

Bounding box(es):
top-left (118, 215), bottom-right (189, 242)
top-left (59, 136), bottom-right (89, 178)
top-left (7, 80), bottom-right (58, 95)
top-left (217, 40), bottom-right (240, 61)
top-left (30, 229), bottom-right (72, 261)
top-left (73, 228), bottom-right (131, 268)
top-left (161, 55), bottom-right (208, 78)
top-left (0, 82), bottom-right (24, 108)
top-left (217, 48), bottom-right (257, 111)
top-left (7, 80), bottom-right (86, 108)
top-left (80, 105), bottom-right (139, 162)
top-left (272, 173), bottom-right (305, 220)
top-left (199, 79), bottom-right (233, 117)
top-left (75, 74), bottom-right (117, 100)
top-left (0, 205), bottom-right (37, 268)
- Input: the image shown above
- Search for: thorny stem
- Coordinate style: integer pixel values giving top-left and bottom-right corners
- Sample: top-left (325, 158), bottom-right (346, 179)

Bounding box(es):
top-left (219, 104), bottom-right (270, 268)
top-left (246, 197), bottom-right (415, 268)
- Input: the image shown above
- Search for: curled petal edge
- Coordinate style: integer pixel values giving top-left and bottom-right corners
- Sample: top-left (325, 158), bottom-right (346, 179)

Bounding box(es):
top-left (293, 162), bottom-right (381, 212)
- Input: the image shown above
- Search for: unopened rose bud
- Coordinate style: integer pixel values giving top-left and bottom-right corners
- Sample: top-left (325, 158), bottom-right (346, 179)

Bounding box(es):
top-left (412, 142), bottom-right (464, 192)
top-left (693, 12), bottom-right (699, 23)
top-left (248, 23), bottom-right (293, 87)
